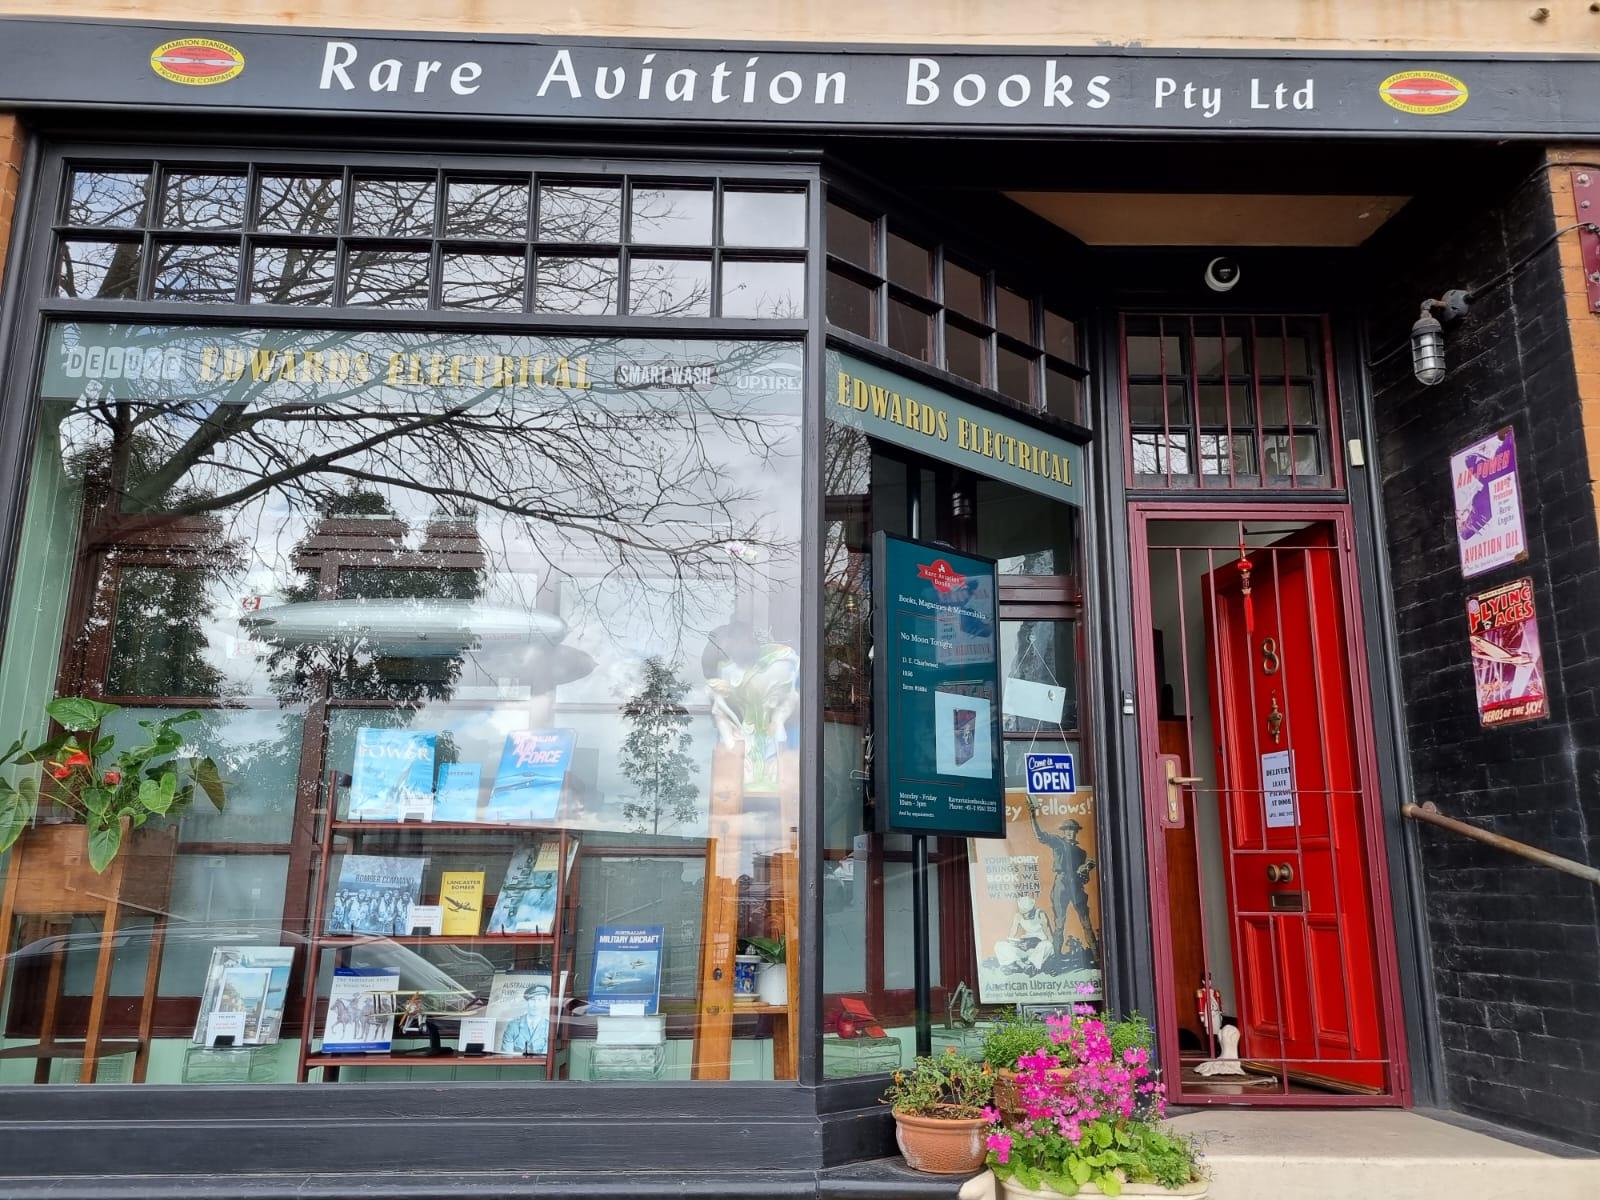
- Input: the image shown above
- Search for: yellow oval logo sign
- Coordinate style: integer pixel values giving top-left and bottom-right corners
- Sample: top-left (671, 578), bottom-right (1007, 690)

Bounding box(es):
top-left (150, 38), bottom-right (245, 86)
top-left (1379, 70), bottom-right (1468, 115)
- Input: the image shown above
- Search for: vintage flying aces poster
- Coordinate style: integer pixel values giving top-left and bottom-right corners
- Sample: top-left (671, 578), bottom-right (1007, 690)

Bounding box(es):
top-left (1467, 577), bottom-right (1549, 728)
top-left (967, 789), bottom-right (1103, 1005)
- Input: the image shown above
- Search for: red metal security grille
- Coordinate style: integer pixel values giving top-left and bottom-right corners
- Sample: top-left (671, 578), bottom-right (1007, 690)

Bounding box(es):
top-left (1122, 315), bottom-right (1338, 491)
top-left (1131, 510), bottom-right (1406, 1105)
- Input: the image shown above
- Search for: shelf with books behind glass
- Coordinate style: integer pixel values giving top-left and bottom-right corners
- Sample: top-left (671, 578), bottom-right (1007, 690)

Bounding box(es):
top-left (295, 727), bottom-right (584, 1081)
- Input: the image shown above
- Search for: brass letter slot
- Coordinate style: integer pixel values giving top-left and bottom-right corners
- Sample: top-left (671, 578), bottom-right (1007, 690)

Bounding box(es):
top-left (1269, 891), bottom-right (1306, 912)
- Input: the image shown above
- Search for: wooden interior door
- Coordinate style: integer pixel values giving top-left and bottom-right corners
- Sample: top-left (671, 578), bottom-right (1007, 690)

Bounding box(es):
top-left (1202, 525), bottom-right (1386, 1092)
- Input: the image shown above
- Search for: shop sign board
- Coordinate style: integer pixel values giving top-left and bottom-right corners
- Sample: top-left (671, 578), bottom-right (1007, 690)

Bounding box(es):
top-left (2, 18), bottom-right (1595, 139)
top-left (1466, 577), bottom-right (1550, 728)
top-left (828, 350), bottom-right (1083, 508)
top-left (872, 532), bottom-right (1005, 838)
top-left (1451, 427), bottom-right (1527, 579)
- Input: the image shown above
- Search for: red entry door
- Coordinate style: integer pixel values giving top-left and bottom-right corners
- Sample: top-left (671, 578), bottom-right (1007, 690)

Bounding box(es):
top-left (1202, 525), bottom-right (1387, 1092)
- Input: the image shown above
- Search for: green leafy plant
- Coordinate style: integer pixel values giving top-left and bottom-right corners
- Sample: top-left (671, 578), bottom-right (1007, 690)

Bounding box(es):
top-left (742, 935), bottom-right (786, 965)
top-left (0, 698), bottom-right (226, 873)
top-left (1108, 1011), bottom-right (1153, 1060)
top-left (982, 1011), bottom-right (1055, 1071)
top-left (883, 1047), bottom-right (994, 1118)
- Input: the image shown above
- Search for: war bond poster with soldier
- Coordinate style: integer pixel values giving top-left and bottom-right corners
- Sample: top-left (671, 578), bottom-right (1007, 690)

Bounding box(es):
top-left (967, 788), bottom-right (1103, 1004)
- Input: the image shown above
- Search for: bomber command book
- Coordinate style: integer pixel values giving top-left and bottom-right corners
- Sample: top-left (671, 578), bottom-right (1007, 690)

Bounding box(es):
top-left (349, 727), bottom-right (437, 821)
top-left (329, 855), bottom-right (427, 937)
top-left (440, 870), bottom-right (486, 935)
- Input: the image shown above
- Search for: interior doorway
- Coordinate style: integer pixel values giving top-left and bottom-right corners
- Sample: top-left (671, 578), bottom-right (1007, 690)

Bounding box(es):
top-left (1130, 507), bottom-right (1406, 1104)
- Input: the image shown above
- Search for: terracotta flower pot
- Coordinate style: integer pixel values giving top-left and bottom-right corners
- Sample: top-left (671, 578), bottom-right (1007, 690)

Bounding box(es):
top-left (992, 1066), bottom-right (1073, 1123)
top-left (893, 1110), bottom-right (989, 1175)
top-left (999, 1176), bottom-right (1209, 1199)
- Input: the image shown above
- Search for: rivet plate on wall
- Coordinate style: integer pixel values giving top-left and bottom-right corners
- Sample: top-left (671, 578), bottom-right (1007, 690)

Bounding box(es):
top-left (1572, 168), bottom-right (1600, 313)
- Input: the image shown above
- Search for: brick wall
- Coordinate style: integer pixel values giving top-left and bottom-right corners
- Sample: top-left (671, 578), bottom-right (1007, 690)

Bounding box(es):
top-left (1363, 152), bottom-right (1600, 1149)
top-left (0, 115), bottom-right (25, 286)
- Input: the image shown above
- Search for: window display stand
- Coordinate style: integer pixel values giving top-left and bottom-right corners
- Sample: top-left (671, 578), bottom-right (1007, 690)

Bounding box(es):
top-left (0, 822), bottom-right (177, 1084)
top-left (691, 742), bottom-right (800, 1080)
top-left (296, 782), bottom-right (580, 1081)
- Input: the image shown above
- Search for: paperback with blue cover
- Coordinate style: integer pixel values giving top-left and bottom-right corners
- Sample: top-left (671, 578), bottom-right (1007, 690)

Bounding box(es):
top-left (328, 855), bottom-right (427, 936)
top-left (486, 729), bottom-right (575, 822)
top-left (588, 925), bottom-right (664, 1015)
top-left (319, 967), bottom-right (399, 1054)
top-left (349, 728), bottom-right (437, 821)
top-left (433, 762), bottom-right (481, 822)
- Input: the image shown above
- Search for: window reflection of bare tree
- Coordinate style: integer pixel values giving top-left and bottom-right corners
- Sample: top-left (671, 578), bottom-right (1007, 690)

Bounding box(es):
top-left (823, 423), bottom-right (871, 711)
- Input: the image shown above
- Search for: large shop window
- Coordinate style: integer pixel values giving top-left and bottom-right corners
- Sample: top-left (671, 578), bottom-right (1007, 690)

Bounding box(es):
top-left (0, 322), bottom-right (803, 1085)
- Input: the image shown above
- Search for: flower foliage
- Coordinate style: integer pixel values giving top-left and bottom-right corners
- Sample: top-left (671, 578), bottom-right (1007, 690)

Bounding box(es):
top-left (986, 998), bottom-right (1201, 1197)
top-left (0, 698), bottom-right (226, 873)
top-left (883, 1046), bottom-right (994, 1119)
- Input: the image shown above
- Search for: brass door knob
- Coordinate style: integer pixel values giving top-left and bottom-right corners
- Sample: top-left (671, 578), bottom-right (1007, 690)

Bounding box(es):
top-left (1266, 862), bottom-right (1295, 884)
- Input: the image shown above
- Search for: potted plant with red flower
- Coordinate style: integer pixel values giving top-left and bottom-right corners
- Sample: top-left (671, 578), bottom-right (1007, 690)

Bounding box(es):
top-left (0, 697), bottom-right (226, 873)
top-left (882, 1046), bottom-right (996, 1175)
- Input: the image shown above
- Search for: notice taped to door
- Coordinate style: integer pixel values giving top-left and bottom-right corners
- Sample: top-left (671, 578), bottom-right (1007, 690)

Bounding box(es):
top-left (1261, 749), bottom-right (1297, 828)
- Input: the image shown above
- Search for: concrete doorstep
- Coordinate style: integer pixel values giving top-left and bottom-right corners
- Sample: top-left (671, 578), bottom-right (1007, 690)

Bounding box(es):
top-left (1165, 1109), bottom-right (1600, 1200)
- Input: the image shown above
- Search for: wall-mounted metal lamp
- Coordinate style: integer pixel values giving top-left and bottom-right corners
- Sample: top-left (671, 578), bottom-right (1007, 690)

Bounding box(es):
top-left (1411, 289), bottom-right (1471, 386)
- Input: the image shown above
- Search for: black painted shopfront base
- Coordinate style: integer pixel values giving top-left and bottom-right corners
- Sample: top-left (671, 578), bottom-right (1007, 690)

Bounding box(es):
top-left (1, 1162), bottom-right (968, 1200)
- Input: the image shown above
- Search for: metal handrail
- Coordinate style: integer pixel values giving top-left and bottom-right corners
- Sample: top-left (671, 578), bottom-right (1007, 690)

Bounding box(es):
top-left (1403, 802), bottom-right (1600, 886)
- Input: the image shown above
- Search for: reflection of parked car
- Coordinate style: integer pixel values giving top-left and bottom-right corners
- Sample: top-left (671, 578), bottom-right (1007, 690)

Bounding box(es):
top-left (4, 922), bottom-right (490, 1016)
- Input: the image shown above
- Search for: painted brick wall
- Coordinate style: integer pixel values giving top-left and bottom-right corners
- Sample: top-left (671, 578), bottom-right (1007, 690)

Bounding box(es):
top-left (0, 115), bottom-right (25, 286)
top-left (1363, 153), bottom-right (1600, 1149)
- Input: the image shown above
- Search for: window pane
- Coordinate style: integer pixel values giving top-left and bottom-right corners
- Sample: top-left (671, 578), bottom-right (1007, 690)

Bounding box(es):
top-left (1044, 310), bottom-right (1077, 362)
top-left (67, 170), bottom-right (149, 227)
top-left (1046, 364), bottom-right (1082, 424)
top-left (1256, 331), bottom-right (1314, 376)
top-left (1126, 333), bottom-right (1182, 377)
top-left (628, 257), bottom-right (712, 316)
top-left (1259, 383), bottom-right (1317, 427)
top-left (723, 190), bottom-right (806, 248)
top-left (345, 249), bottom-right (430, 307)
top-left (18, 321), bottom-right (808, 1085)
top-left (1001, 618), bottom-right (1080, 733)
top-left (250, 245), bottom-right (337, 305)
top-left (887, 298), bottom-right (931, 361)
top-left (1200, 433), bottom-right (1257, 477)
top-left (977, 476), bottom-right (1082, 578)
top-left (997, 344), bottom-right (1035, 404)
top-left (1264, 433), bottom-right (1321, 477)
top-left (445, 179), bottom-right (530, 240)
top-left (944, 261), bottom-right (984, 321)
top-left (630, 186), bottom-right (713, 246)
top-left (538, 182), bottom-right (621, 243)
top-left (1198, 383), bottom-right (1252, 427)
top-left (534, 254), bottom-right (618, 314)
top-left (826, 201), bottom-right (874, 270)
top-left (1193, 332), bottom-right (1247, 377)
top-left (441, 252), bottom-right (526, 311)
top-left (946, 321), bottom-right (986, 384)
top-left (1132, 431), bottom-right (1191, 476)
top-left (152, 241), bottom-right (240, 302)
top-left (886, 231), bottom-right (931, 297)
top-left (257, 175), bottom-right (342, 235)
top-left (55, 239), bottom-right (141, 298)
top-left (1129, 383), bottom-right (1180, 427)
top-left (161, 172), bottom-right (247, 230)
top-left (721, 259), bottom-right (804, 319)
top-left (826, 269), bottom-right (874, 338)
top-left (996, 286), bottom-right (1033, 344)
top-left (350, 177), bottom-right (435, 237)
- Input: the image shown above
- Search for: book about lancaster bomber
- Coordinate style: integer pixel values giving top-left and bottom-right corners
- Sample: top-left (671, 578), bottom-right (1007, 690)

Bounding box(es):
top-left (329, 855), bottom-right (427, 937)
top-left (440, 870), bottom-right (486, 936)
top-left (349, 728), bottom-right (437, 821)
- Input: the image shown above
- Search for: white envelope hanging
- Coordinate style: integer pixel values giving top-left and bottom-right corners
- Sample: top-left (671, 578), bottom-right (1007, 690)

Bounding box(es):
top-left (1003, 678), bottom-right (1066, 723)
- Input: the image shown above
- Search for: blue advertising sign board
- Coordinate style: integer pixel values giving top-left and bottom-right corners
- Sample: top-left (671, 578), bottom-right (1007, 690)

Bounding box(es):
top-left (1025, 753), bottom-right (1077, 795)
top-left (872, 532), bottom-right (1005, 838)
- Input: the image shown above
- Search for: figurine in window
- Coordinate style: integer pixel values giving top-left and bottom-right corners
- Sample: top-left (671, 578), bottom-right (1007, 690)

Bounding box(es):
top-left (399, 991), bottom-right (427, 1035)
